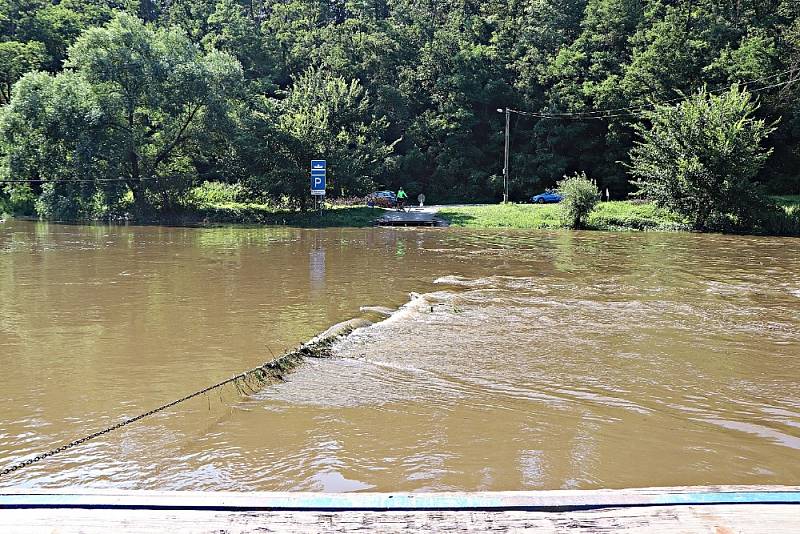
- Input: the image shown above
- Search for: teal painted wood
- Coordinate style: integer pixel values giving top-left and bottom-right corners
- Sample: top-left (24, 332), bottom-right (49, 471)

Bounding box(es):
top-left (672, 491), bottom-right (800, 505)
top-left (2, 488), bottom-right (800, 511)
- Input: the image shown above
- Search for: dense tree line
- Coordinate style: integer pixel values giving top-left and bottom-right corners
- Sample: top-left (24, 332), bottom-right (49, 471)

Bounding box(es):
top-left (0, 0), bottom-right (798, 218)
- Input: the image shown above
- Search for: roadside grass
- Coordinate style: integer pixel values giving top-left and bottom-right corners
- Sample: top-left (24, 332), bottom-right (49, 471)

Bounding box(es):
top-left (439, 201), bottom-right (688, 231)
top-left (438, 203), bottom-right (563, 229)
top-left (6, 186), bottom-right (798, 234)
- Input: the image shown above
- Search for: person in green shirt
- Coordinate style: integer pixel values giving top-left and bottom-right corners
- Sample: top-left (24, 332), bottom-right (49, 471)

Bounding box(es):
top-left (396, 187), bottom-right (408, 210)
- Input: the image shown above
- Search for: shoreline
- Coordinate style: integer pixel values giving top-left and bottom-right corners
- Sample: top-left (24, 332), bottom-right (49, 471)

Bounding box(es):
top-left (3, 198), bottom-right (799, 236)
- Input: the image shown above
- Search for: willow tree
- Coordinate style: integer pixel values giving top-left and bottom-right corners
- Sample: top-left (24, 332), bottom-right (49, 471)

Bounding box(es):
top-left (0, 13), bottom-right (243, 217)
top-left (0, 70), bottom-right (114, 218)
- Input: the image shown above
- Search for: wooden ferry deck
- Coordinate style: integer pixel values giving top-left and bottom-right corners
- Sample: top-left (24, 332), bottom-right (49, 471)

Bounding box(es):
top-left (2, 486), bottom-right (800, 532)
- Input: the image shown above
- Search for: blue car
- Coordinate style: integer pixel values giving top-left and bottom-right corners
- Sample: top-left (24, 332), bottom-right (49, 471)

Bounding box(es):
top-left (531, 190), bottom-right (563, 204)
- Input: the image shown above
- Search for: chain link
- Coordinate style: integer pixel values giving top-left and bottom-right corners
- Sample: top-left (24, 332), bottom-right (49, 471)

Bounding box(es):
top-left (0, 339), bottom-right (333, 479)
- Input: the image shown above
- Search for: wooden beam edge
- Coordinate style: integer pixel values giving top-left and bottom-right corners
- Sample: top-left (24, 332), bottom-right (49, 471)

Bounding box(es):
top-left (1, 486), bottom-right (800, 511)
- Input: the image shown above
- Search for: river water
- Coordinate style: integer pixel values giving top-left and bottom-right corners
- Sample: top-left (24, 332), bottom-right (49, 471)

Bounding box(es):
top-left (1, 220), bottom-right (799, 491)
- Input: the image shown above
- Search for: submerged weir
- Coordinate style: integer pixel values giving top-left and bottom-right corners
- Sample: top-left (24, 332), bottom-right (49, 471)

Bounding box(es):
top-left (1, 295), bottom-right (442, 480)
top-left (0, 314), bottom-right (383, 480)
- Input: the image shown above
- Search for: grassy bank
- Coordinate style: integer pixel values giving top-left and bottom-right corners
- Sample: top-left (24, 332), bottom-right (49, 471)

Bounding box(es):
top-left (187, 202), bottom-right (379, 227)
top-left (0, 195), bottom-right (381, 227)
top-left (438, 201), bottom-right (690, 231)
top-left (4, 193), bottom-right (798, 234)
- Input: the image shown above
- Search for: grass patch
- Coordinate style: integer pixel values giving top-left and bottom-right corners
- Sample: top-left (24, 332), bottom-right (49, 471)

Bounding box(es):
top-left (438, 203), bottom-right (563, 229)
top-left (439, 201), bottom-right (687, 231)
top-left (759, 199), bottom-right (800, 236)
top-left (198, 199), bottom-right (794, 234)
top-left (588, 201), bottom-right (689, 231)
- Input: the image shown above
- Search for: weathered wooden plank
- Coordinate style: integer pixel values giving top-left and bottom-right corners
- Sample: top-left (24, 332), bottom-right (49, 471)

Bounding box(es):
top-left (2, 504), bottom-right (799, 533)
top-left (3, 487), bottom-right (800, 511)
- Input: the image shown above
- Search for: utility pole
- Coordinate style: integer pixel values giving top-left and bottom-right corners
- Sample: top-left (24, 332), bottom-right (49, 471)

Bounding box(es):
top-left (498, 108), bottom-right (510, 203)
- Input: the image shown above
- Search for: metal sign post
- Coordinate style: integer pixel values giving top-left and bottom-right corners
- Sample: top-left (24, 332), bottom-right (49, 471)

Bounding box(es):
top-left (310, 160), bottom-right (326, 215)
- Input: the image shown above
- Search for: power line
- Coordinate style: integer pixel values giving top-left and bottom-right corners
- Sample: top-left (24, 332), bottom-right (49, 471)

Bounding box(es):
top-left (508, 70), bottom-right (799, 121)
top-left (533, 68), bottom-right (798, 118)
top-left (0, 176), bottom-right (170, 185)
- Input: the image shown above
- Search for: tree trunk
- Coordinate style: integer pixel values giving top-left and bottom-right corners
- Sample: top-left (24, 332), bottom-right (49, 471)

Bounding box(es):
top-left (127, 151), bottom-right (148, 213)
top-left (126, 107), bottom-right (148, 214)
top-left (694, 203), bottom-right (710, 231)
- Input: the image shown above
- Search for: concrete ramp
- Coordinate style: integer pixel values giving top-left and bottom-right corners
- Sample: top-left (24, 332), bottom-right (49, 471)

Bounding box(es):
top-left (376, 209), bottom-right (439, 227)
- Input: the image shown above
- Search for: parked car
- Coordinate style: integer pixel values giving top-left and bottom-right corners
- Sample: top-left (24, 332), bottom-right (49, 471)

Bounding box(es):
top-left (367, 190), bottom-right (397, 208)
top-left (531, 190), bottom-right (563, 204)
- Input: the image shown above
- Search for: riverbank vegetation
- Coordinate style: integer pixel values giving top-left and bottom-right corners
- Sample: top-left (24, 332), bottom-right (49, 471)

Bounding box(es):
top-left (191, 203), bottom-right (379, 227)
top-left (0, 1), bottom-right (799, 235)
top-left (440, 197), bottom-right (799, 234)
top-left (556, 173), bottom-right (600, 229)
top-left (629, 86), bottom-right (784, 233)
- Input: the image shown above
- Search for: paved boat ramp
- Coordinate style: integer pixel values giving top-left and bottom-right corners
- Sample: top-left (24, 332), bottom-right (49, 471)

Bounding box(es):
top-left (376, 206), bottom-right (443, 227)
top-left (2, 486), bottom-right (800, 532)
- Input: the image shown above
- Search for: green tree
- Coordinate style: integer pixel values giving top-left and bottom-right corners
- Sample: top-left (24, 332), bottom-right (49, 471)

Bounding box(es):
top-left (0, 40), bottom-right (46, 104)
top-left (202, 0), bottom-right (278, 89)
top-left (84, 14), bottom-right (244, 212)
top-left (274, 67), bottom-right (396, 204)
top-left (628, 86), bottom-right (776, 231)
top-left (0, 71), bottom-right (117, 218)
top-left (0, 0), bottom-right (125, 71)
top-left (4, 0), bottom-right (800, 215)
top-left (0, 13), bottom-right (244, 216)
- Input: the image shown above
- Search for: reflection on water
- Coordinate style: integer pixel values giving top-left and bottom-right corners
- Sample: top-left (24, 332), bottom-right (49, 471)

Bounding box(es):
top-left (1, 220), bottom-right (799, 491)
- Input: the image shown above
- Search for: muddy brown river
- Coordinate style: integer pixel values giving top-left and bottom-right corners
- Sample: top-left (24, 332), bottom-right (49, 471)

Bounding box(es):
top-left (1, 220), bottom-right (799, 491)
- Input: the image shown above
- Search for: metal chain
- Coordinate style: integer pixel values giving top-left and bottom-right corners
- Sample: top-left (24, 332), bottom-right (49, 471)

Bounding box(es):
top-left (0, 342), bottom-right (326, 479)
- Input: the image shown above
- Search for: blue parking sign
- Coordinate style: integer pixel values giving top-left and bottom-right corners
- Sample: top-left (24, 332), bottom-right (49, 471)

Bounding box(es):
top-left (311, 160), bottom-right (326, 195)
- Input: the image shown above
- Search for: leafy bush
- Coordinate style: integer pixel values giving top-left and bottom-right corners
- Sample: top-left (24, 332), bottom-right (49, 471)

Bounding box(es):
top-left (187, 181), bottom-right (244, 206)
top-left (34, 183), bottom-right (111, 220)
top-left (1, 185), bottom-right (36, 215)
top-left (757, 204), bottom-right (800, 236)
top-left (628, 86), bottom-right (776, 232)
top-left (557, 172), bottom-right (600, 229)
